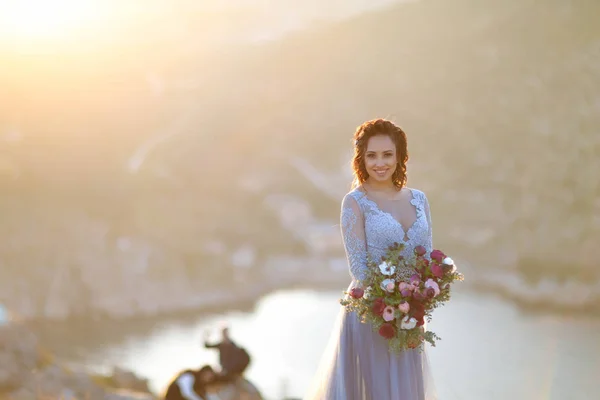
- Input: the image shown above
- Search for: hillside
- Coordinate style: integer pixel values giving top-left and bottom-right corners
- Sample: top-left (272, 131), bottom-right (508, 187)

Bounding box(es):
top-left (1, 0), bottom-right (599, 319)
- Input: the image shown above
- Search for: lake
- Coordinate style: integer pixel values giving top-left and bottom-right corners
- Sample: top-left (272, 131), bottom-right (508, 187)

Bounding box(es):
top-left (33, 288), bottom-right (600, 400)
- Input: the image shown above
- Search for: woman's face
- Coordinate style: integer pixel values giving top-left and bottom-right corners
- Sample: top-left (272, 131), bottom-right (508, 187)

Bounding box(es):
top-left (364, 134), bottom-right (397, 183)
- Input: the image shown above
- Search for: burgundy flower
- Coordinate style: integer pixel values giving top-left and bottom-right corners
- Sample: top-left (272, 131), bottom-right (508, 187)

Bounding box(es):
top-left (412, 290), bottom-right (427, 302)
top-left (372, 298), bottom-right (386, 316)
top-left (410, 302), bottom-right (426, 320)
top-left (350, 287), bottom-right (364, 299)
top-left (378, 323), bottom-right (396, 339)
top-left (410, 274), bottom-right (421, 285)
top-left (431, 263), bottom-right (444, 279)
top-left (414, 245), bottom-right (427, 256)
top-left (430, 249), bottom-right (446, 263)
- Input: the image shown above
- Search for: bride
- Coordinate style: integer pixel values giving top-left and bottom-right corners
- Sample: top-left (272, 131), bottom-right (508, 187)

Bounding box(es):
top-left (306, 119), bottom-right (437, 400)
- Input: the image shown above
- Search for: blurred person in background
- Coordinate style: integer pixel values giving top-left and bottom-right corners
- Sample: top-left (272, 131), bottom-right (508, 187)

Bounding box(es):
top-left (163, 365), bottom-right (218, 400)
top-left (203, 325), bottom-right (251, 383)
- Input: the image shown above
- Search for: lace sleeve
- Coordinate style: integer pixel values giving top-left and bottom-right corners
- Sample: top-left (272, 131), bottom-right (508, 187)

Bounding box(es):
top-left (423, 193), bottom-right (433, 253)
top-left (340, 194), bottom-right (368, 282)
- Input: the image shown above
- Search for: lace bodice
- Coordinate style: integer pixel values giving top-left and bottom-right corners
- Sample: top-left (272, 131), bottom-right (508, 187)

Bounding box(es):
top-left (340, 187), bottom-right (433, 282)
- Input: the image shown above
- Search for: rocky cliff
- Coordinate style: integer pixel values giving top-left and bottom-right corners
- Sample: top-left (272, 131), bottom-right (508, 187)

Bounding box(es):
top-left (0, 324), bottom-right (153, 400)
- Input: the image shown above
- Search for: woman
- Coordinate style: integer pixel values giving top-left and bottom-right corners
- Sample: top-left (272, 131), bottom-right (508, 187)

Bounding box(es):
top-left (306, 119), bottom-right (437, 400)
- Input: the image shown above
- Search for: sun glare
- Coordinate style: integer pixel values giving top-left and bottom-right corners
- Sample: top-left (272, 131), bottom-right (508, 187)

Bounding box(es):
top-left (0, 0), bottom-right (104, 43)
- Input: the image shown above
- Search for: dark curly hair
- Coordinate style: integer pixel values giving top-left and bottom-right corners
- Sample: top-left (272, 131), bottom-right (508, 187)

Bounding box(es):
top-left (351, 118), bottom-right (409, 189)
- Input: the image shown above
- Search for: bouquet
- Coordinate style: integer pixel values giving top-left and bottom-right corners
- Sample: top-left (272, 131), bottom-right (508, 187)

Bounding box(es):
top-left (340, 243), bottom-right (464, 353)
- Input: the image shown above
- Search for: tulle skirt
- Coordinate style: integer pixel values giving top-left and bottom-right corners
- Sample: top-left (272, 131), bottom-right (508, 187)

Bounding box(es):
top-left (305, 287), bottom-right (437, 400)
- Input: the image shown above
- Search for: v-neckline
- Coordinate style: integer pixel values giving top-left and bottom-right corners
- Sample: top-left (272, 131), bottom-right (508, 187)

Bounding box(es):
top-left (357, 187), bottom-right (420, 241)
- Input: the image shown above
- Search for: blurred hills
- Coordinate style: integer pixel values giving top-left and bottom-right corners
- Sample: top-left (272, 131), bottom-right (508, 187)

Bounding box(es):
top-left (1, 0), bottom-right (599, 319)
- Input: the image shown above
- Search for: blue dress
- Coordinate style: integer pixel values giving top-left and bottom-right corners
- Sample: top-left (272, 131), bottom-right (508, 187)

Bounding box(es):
top-left (306, 187), bottom-right (438, 400)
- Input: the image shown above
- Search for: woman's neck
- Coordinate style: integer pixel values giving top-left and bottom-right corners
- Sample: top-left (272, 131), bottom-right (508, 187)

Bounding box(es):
top-left (363, 178), bottom-right (398, 193)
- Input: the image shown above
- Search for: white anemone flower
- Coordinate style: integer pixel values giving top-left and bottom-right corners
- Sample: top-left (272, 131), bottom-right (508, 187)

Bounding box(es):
top-left (378, 261), bottom-right (396, 276)
top-left (400, 315), bottom-right (418, 330)
top-left (442, 257), bottom-right (454, 266)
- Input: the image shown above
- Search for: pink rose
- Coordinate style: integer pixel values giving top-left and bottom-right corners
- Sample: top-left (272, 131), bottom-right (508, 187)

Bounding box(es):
top-left (431, 263), bottom-right (444, 279)
top-left (414, 245), bottom-right (427, 256)
top-left (398, 301), bottom-right (410, 314)
top-left (386, 281), bottom-right (395, 292)
top-left (399, 282), bottom-right (410, 291)
top-left (383, 306), bottom-right (395, 322)
top-left (350, 287), bottom-right (364, 299)
top-left (425, 278), bottom-right (440, 297)
top-left (430, 249), bottom-right (446, 263)
top-left (400, 289), bottom-right (412, 298)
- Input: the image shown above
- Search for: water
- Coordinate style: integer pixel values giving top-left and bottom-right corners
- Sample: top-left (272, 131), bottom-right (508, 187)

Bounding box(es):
top-left (33, 288), bottom-right (600, 400)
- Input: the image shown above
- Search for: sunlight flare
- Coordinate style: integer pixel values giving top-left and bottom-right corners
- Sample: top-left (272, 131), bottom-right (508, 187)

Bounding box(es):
top-left (0, 0), bottom-right (106, 41)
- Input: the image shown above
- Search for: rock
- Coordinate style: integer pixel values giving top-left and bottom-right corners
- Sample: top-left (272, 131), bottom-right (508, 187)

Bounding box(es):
top-left (0, 325), bottom-right (40, 392)
top-left (104, 389), bottom-right (156, 400)
top-left (0, 351), bottom-right (21, 391)
top-left (60, 388), bottom-right (78, 400)
top-left (28, 364), bottom-right (66, 398)
top-left (0, 324), bottom-right (154, 400)
top-left (66, 370), bottom-right (107, 399)
top-left (110, 367), bottom-right (151, 393)
top-left (8, 387), bottom-right (36, 400)
top-left (205, 377), bottom-right (264, 400)
top-left (0, 325), bottom-right (40, 369)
